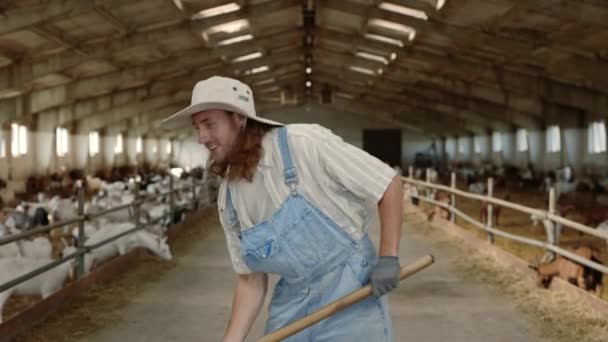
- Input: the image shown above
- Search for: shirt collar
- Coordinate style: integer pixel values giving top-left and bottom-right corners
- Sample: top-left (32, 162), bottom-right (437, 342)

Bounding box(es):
top-left (257, 128), bottom-right (279, 168)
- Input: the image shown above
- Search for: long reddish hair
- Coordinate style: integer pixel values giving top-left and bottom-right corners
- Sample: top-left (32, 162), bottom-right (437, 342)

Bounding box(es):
top-left (208, 114), bottom-right (275, 182)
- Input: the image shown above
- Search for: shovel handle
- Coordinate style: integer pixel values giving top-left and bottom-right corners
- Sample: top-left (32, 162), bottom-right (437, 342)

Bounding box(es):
top-left (258, 254), bottom-right (435, 342)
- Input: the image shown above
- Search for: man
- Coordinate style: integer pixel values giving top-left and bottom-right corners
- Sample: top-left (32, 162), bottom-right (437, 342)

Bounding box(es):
top-left (162, 76), bottom-right (403, 342)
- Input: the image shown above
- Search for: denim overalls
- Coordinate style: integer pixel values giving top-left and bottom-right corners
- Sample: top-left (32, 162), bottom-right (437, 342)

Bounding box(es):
top-left (225, 127), bottom-right (393, 341)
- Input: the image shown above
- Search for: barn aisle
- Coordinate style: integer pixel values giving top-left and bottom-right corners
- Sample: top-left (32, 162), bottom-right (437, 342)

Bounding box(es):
top-left (77, 209), bottom-right (552, 342)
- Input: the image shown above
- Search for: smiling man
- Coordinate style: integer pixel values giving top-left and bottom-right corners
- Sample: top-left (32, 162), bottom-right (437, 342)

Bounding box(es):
top-left (162, 76), bottom-right (403, 342)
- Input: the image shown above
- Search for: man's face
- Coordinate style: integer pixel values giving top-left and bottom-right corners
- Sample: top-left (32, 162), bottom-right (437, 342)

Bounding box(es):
top-left (192, 109), bottom-right (244, 164)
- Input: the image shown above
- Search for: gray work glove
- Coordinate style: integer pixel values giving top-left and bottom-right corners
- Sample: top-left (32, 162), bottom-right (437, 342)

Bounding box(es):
top-left (370, 256), bottom-right (400, 297)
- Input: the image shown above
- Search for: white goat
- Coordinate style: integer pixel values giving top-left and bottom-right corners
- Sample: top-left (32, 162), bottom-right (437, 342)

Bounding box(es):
top-left (0, 242), bottom-right (22, 258)
top-left (81, 223), bottom-right (136, 273)
top-left (128, 231), bottom-right (172, 261)
top-left (468, 182), bottom-right (486, 195)
top-left (0, 237), bottom-right (52, 259)
top-left (143, 203), bottom-right (170, 226)
top-left (80, 224), bottom-right (172, 274)
top-left (0, 258), bottom-right (73, 323)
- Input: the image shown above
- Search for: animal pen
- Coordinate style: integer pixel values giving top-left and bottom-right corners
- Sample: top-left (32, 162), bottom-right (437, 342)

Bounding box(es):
top-left (0, 175), bottom-right (203, 336)
top-left (404, 167), bottom-right (608, 285)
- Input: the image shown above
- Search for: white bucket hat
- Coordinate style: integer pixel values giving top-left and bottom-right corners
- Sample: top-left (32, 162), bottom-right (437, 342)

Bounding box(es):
top-left (161, 76), bottom-right (284, 129)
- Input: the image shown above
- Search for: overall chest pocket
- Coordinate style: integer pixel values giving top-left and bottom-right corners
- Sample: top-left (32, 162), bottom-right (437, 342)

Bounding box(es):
top-left (241, 237), bottom-right (300, 280)
top-left (281, 205), bottom-right (352, 275)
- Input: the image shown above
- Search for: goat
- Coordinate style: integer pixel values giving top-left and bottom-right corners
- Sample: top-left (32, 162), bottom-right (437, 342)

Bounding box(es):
top-left (0, 210), bottom-right (15, 237)
top-left (529, 245), bottom-right (603, 297)
top-left (427, 190), bottom-right (451, 221)
top-left (0, 237), bottom-right (53, 259)
top-left (468, 181), bottom-right (485, 195)
top-left (80, 223), bottom-right (136, 273)
top-left (480, 194), bottom-right (510, 226)
top-left (0, 241), bottom-right (22, 258)
top-left (141, 202), bottom-right (171, 227)
top-left (79, 224), bottom-right (172, 274)
top-left (0, 257), bottom-right (73, 323)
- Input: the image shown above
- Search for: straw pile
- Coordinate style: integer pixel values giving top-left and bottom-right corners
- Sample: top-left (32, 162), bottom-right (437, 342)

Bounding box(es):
top-left (407, 206), bottom-right (608, 342)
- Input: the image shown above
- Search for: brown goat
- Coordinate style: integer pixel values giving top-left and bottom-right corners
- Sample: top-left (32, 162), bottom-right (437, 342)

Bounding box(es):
top-left (529, 246), bottom-right (603, 297)
top-left (427, 190), bottom-right (451, 222)
top-left (480, 194), bottom-right (510, 226)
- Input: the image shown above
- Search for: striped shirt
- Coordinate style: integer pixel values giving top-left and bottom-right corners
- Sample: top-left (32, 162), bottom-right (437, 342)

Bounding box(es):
top-left (217, 124), bottom-right (396, 274)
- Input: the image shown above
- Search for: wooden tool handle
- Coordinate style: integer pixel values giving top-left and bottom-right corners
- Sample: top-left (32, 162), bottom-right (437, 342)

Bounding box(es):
top-left (258, 254), bottom-right (435, 342)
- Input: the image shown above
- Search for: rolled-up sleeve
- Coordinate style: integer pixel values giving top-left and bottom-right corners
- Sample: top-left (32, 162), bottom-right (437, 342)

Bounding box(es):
top-left (217, 184), bottom-right (252, 274)
top-left (307, 125), bottom-right (397, 204)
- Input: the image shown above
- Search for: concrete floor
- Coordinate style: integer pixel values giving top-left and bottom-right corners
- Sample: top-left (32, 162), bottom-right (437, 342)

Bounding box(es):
top-left (80, 211), bottom-right (552, 342)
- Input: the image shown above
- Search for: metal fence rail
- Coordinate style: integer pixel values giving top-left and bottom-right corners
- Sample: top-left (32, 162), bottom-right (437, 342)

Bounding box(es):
top-left (403, 169), bottom-right (608, 275)
top-left (0, 175), bottom-right (205, 294)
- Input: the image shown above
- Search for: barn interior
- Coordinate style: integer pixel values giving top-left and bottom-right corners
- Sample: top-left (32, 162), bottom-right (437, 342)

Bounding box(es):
top-left (0, 1), bottom-right (607, 341)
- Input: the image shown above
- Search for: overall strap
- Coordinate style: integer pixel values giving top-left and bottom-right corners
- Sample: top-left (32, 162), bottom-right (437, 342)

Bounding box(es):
top-left (278, 126), bottom-right (298, 194)
top-left (225, 184), bottom-right (242, 238)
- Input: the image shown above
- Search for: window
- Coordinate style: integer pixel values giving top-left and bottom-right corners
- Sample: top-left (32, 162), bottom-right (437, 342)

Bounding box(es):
top-left (89, 131), bottom-right (99, 156)
top-left (474, 136), bottom-right (482, 153)
top-left (166, 141), bottom-right (172, 154)
top-left (0, 132), bottom-right (5, 158)
top-left (11, 123), bottom-right (27, 156)
top-left (136, 136), bottom-right (143, 154)
top-left (588, 121), bottom-right (607, 154)
top-left (56, 127), bottom-right (69, 157)
top-left (546, 125), bottom-right (561, 153)
top-left (114, 133), bottom-right (123, 154)
top-left (458, 137), bottom-right (468, 154)
top-left (492, 131), bottom-right (502, 152)
top-left (516, 128), bottom-right (528, 152)
top-left (152, 142), bottom-right (158, 154)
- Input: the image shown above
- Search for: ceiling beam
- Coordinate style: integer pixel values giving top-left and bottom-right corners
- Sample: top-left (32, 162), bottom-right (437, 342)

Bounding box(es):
top-left (318, 27), bottom-right (608, 115)
top-left (0, 1), bottom-right (94, 35)
top-left (312, 58), bottom-right (544, 129)
top-left (76, 93), bottom-right (190, 133)
top-left (320, 0), bottom-right (532, 56)
top-left (314, 73), bottom-right (496, 132)
top-left (507, 0), bottom-right (608, 28)
top-left (0, 23), bottom-right (301, 96)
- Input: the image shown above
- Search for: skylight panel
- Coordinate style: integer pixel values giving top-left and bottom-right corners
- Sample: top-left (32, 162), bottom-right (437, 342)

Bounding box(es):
top-left (363, 33), bottom-right (404, 47)
top-left (349, 66), bottom-right (376, 76)
top-left (244, 65), bottom-right (269, 75)
top-left (231, 52), bottom-right (263, 63)
top-left (192, 3), bottom-right (240, 20)
top-left (217, 34), bottom-right (254, 46)
top-left (368, 19), bottom-right (416, 41)
top-left (378, 2), bottom-right (428, 20)
top-left (355, 51), bottom-right (389, 65)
